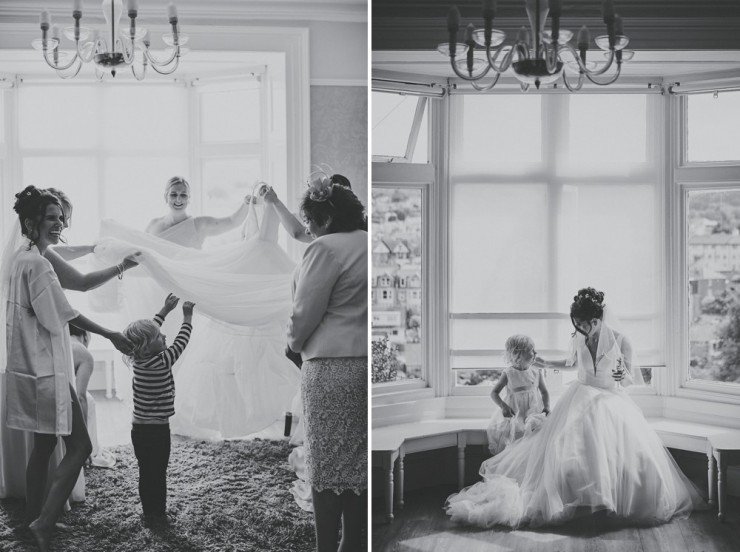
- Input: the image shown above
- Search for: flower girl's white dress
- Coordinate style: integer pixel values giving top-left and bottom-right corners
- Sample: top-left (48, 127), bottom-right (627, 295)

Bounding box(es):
top-left (487, 366), bottom-right (546, 455)
top-left (446, 327), bottom-right (702, 528)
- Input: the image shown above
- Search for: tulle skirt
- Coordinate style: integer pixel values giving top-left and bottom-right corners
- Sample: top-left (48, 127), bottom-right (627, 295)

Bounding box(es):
top-left (446, 381), bottom-right (703, 528)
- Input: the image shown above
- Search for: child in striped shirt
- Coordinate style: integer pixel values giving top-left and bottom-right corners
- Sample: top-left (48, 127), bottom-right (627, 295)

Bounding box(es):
top-left (123, 293), bottom-right (194, 525)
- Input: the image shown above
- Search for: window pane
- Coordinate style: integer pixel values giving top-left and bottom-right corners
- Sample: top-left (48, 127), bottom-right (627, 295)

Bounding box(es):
top-left (102, 86), bottom-right (188, 152)
top-left (372, 187), bottom-right (423, 382)
top-left (688, 189), bottom-right (740, 384)
top-left (200, 84), bottom-right (261, 143)
top-left (688, 91), bottom-right (740, 162)
top-left (201, 157), bottom-right (261, 246)
top-left (372, 92), bottom-right (418, 159)
top-left (23, 156), bottom-right (98, 245)
top-left (457, 95), bottom-right (542, 174)
top-left (450, 183), bottom-right (550, 312)
top-left (564, 94), bottom-right (646, 175)
top-left (0, 91), bottom-right (4, 144)
top-left (104, 156), bottom-right (190, 231)
top-left (19, 86), bottom-right (97, 149)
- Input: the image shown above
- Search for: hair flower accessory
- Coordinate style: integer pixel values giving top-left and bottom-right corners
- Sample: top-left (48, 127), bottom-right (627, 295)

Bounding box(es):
top-left (306, 165), bottom-right (335, 203)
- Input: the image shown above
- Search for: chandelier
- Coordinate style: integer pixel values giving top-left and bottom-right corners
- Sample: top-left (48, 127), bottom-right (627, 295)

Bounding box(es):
top-left (438, 0), bottom-right (633, 91)
top-left (33, 0), bottom-right (188, 80)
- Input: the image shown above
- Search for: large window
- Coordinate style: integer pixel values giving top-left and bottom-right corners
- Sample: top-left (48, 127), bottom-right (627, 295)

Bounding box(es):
top-left (684, 90), bottom-right (740, 388)
top-left (372, 186), bottom-right (424, 383)
top-left (450, 94), bottom-right (662, 389)
top-left (1, 72), bottom-right (286, 350)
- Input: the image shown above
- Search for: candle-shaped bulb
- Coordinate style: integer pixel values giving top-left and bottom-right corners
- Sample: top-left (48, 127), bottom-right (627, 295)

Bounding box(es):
top-left (128, 0), bottom-right (138, 11)
top-left (516, 25), bottom-right (530, 44)
top-left (548, 0), bottom-right (562, 17)
top-left (167, 2), bottom-right (178, 21)
top-left (40, 10), bottom-right (50, 29)
top-left (143, 29), bottom-right (150, 44)
top-left (465, 23), bottom-right (474, 43)
top-left (577, 25), bottom-right (590, 48)
top-left (614, 15), bottom-right (624, 36)
top-left (602, 0), bottom-right (615, 22)
top-left (50, 24), bottom-right (60, 40)
top-left (73, 0), bottom-right (83, 13)
top-left (447, 6), bottom-right (460, 32)
top-left (482, 0), bottom-right (496, 19)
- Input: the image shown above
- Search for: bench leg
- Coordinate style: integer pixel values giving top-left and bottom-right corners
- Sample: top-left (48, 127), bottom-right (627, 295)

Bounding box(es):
top-left (718, 453), bottom-right (726, 522)
top-left (395, 454), bottom-right (405, 509)
top-left (707, 450), bottom-right (715, 506)
top-left (457, 444), bottom-right (465, 490)
top-left (385, 464), bottom-right (394, 523)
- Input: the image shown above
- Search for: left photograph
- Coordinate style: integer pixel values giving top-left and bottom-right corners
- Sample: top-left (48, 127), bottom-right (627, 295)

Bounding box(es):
top-left (0, 1), bottom-right (368, 551)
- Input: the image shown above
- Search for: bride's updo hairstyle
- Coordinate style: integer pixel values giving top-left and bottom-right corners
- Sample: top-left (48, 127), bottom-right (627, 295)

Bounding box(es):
top-left (13, 185), bottom-right (62, 245)
top-left (165, 176), bottom-right (191, 194)
top-left (301, 173), bottom-right (366, 234)
top-left (570, 287), bottom-right (605, 322)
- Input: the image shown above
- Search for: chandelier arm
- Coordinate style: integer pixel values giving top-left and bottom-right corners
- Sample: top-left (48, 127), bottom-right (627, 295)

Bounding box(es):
top-left (449, 55), bottom-right (492, 81)
top-left (544, 42), bottom-right (560, 74)
top-left (43, 48), bottom-right (80, 71)
top-left (486, 43), bottom-right (518, 74)
top-left (76, 39), bottom-right (97, 63)
top-left (562, 71), bottom-right (585, 92)
top-left (56, 59), bottom-right (83, 80)
top-left (118, 37), bottom-right (135, 65)
top-left (471, 71), bottom-right (502, 91)
top-left (560, 43), bottom-right (616, 76)
top-left (584, 63), bottom-right (622, 86)
top-left (131, 59), bottom-right (148, 81)
top-left (149, 55), bottom-right (181, 75)
top-left (143, 45), bottom-right (179, 67)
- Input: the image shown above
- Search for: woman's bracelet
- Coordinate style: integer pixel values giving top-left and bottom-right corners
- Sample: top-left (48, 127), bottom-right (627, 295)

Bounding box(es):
top-left (116, 263), bottom-right (125, 280)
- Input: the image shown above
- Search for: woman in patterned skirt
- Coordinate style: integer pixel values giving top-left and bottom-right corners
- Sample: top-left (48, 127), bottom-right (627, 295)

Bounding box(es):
top-left (287, 173), bottom-right (367, 552)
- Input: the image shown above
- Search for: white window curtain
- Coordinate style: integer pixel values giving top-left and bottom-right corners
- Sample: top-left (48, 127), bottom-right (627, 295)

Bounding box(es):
top-left (448, 93), bottom-right (664, 390)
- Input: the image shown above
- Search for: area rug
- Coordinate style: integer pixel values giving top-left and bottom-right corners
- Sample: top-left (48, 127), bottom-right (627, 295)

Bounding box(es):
top-left (0, 437), bottom-right (315, 551)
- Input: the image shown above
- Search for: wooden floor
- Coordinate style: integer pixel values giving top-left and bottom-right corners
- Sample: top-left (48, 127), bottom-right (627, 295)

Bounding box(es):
top-left (372, 485), bottom-right (740, 552)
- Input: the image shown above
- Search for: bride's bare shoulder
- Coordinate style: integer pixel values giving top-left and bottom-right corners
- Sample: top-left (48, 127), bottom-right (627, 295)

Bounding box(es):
top-left (145, 216), bottom-right (165, 234)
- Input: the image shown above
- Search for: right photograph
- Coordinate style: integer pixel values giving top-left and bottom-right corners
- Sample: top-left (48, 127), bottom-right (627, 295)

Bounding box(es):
top-left (370, 1), bottom-right (740, 550)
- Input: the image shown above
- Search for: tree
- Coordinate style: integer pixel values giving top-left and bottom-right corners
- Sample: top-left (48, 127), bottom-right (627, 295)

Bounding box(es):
top-left (716, 299), bottom-right (740, 383)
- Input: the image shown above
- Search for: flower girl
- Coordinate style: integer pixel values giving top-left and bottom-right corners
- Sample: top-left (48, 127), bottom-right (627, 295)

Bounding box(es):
top-left (487, 335), bottom-right (549, 455)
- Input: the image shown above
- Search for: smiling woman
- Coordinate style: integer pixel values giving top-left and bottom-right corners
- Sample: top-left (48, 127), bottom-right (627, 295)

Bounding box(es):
top-left (2, 186), bottom-right (135, 552)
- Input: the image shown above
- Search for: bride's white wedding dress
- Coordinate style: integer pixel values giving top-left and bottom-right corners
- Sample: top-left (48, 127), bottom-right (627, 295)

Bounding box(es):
top-left (446, 324), bottom-right (703, 528)
top-left (93, 203), bottom-right (301, 439)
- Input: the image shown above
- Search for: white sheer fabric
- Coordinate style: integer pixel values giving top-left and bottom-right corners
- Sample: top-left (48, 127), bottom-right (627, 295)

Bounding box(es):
top-left (92, 203), bottom-right (300, 439)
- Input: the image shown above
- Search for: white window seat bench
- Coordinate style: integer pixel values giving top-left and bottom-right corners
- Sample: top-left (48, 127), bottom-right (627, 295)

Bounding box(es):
top-left (372, 417), bottom-right (739, 523)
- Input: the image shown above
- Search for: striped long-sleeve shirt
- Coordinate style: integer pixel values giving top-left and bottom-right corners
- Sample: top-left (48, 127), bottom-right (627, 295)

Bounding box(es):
top-left (132, 314), bottom-right (192, 422)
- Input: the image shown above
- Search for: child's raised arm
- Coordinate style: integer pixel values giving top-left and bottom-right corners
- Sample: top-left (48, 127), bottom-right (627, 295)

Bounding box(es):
top-left (490, 372), bottom-right (514, 418)
top-left (538, 369), bottom-right (550, 415)
top-left (162, 301), bottom-right (195, 368)
top-left (154, 293), bottom-right (180, 324)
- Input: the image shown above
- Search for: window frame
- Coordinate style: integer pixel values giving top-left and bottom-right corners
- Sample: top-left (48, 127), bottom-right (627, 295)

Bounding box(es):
top-left (372, 92), bottom-right (428, 164)
top-left (671, 90), bottom-right (740, 403)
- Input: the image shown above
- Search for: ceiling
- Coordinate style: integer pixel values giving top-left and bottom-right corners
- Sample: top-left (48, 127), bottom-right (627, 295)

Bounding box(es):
top-left (372, 1), bottom-right (740, 81)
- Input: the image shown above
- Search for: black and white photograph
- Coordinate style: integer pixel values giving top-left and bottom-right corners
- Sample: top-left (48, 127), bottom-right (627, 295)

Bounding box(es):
top-left (371, 1), bottom-right (740, 551)
top-left (0, 1), bottom-right (368, 551)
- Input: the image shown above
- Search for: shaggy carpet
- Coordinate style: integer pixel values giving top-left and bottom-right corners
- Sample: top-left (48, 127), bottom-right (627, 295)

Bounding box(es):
top-left (0, 437), bottom-right (315, 551)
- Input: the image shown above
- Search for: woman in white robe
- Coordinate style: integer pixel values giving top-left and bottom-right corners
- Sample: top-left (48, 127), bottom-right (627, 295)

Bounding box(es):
top-left (0, 188), bottom-right (137, 506)
top-left (4, 186), bottom-right (132, 551)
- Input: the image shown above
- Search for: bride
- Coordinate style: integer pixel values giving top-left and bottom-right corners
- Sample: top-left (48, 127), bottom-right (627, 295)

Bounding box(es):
top-left (446, 288), bottom-right (703, 528)
top-left (95, 176), bottom-right (300, 439)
